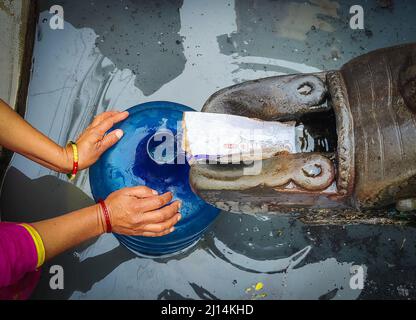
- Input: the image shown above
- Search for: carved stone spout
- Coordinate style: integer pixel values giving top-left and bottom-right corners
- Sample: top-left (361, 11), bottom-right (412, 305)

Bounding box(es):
top-left (189, 43), bottom-right (416, 224)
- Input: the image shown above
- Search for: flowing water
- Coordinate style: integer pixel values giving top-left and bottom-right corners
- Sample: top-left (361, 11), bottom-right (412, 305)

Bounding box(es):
top-left (1, 0), bottom-right (416, 299)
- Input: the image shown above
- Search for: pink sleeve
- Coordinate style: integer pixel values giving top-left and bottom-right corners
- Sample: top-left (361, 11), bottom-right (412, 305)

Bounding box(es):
top-left (0, 222), bottom-right (38, 288)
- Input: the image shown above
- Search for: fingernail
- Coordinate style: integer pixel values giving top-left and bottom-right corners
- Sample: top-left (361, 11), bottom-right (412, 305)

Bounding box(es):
top-left (152, 189), bottom-right (158, 195)
top-left (177, 214), bottom-right (181, 221)
top-left (115, 129), bottom-right (124, 139)
top-left (178, 201), bottom-right (182, 209)
top-left (123, 111), bottom-right (129, 116)
top-left (170, 227), bottom-right (175, 232)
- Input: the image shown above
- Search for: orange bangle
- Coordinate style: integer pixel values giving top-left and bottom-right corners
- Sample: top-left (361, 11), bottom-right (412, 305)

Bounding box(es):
top-left (66, 141), bottom-right (79, 180)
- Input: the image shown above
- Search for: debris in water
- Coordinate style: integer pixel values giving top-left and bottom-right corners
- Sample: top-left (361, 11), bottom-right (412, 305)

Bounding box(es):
top-left (255, 282), bottom-right (264, 291)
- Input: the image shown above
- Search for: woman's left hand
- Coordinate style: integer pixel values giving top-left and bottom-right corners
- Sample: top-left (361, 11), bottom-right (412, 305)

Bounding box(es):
top-left (64, 110), bottom-right (129, 171)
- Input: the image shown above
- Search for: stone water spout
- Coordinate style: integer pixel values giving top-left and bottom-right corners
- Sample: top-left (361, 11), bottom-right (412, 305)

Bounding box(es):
top-left (189, 43), bottom-right (416, 225)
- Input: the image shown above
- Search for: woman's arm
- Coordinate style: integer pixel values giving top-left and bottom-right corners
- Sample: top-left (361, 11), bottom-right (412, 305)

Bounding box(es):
top-left (1, 186), bottom-right (181, 287)
top-left (0, 99), bottom-right (128, 173)
top-left (33, 186), bottom-right (180, 261)
top-left (0, 99), bottom-right (70, 172)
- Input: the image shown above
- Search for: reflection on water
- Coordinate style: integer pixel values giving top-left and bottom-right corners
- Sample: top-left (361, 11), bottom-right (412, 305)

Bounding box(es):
top-left (34, 210), bottom-right (363, 300)
top-left (1, 0), bottom-right (416, 299)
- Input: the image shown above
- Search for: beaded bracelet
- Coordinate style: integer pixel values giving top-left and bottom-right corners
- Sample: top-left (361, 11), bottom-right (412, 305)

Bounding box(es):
top-left (66, 141), bottom-right (79, 180)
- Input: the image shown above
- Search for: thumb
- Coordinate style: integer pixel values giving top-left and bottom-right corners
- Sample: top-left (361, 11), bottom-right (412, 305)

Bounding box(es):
top-left (100, 129), bottom-right (124, 152)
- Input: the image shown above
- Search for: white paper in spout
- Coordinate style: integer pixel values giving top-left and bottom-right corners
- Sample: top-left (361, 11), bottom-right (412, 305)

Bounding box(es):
top-left (182, 112), bottom-right (297, 164)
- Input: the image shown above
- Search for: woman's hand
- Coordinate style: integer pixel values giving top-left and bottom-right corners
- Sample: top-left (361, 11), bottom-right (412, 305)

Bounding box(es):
top-left (29, 185), bottom-right (182, 263)
top-left (101, 186), bottom-right (182, 237)
top-left (0, 99), bottom-right (129, 173)
top-left (0, 100), bottom-right (130, 173)
top-left (63, 111), bottom-right (129, 171)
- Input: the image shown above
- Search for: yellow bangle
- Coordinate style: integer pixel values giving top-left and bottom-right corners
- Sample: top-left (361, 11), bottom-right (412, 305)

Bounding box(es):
top-left (20, 223), bottom-right (46, 268)
top-left (66, 141), bottom-right (79, 180)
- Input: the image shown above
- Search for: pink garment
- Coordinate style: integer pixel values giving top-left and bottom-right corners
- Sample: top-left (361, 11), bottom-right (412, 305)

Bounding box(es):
top-left (0, 222), bottom-right (40, 298)
top-left (0, 269), bottom-right (41, 300)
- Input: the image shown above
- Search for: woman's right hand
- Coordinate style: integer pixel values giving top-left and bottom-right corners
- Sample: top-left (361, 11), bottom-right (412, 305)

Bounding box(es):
top-left (101, 186), bottom-right (181, 237)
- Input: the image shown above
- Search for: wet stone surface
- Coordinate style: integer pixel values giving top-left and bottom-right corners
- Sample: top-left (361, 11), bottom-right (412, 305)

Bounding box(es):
top-left (1, 0), bottom-right (416, 299)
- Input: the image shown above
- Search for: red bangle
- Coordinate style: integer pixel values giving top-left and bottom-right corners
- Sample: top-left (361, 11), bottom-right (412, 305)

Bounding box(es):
top-left (98, 199), bottom-right (112, 233)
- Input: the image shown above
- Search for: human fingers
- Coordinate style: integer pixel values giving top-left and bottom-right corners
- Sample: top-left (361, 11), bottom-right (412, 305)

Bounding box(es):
top-left (133, 192), bottom-right (174, 213)
top-left (139, 228), bottom-right (175, 237)
top-left (99, 129), bottom-right (124, 152)
top-left (94, 111), bottom-right (129, 135)
top-left (91, 111), bottom-right (121, 127)
top-left (124, 186), bottom-right (161, 198)
top-left (137, 200), bottom-right (180, 224)
top-left (140, 213), bottom-right (181, 233)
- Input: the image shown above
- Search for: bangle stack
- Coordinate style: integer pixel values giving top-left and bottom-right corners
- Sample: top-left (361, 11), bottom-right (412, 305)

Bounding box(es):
top-left (98, 199), bottom-right (112, 233)
top-left (66, 141), bottom-right (79, 180)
